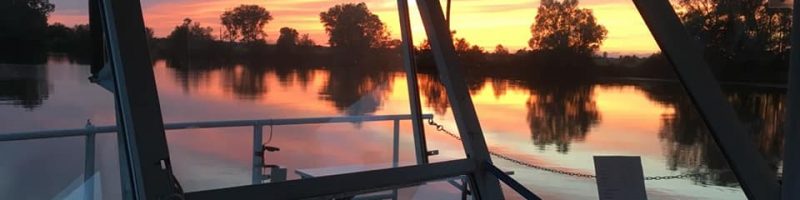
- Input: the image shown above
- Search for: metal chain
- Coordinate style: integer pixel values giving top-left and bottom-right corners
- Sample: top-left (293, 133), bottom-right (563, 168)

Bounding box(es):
top-left (426, 118), bottom-right (720, 181)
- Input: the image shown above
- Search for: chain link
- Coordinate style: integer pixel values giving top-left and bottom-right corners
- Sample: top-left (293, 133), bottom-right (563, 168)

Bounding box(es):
top-left (426, 118), bottom-right (721, 181)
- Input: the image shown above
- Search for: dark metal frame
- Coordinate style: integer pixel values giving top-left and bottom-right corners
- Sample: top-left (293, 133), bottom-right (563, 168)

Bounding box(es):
top-left (397, 0), bottom-right (430, 165)
top-left (90, 0), bottom-right (800, 198)
top-left (782, 0), bottom-right (800, 199)
top-left (96, 0), bottom-right (180, 199)
top-left (186, 159), bottom-right (475, 199)
top-left (414, 0), bottom-right (504, 198)
top-left (633, 0), bottom-right (780, 199)
top-left (93, 0), bottom-right (530, 198)
top-left (487, 162), bottom-right (541, 200)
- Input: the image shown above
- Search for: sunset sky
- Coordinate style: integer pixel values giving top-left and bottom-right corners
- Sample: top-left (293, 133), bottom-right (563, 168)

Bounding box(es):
top-left (49, 0), bottom-right (660, 56)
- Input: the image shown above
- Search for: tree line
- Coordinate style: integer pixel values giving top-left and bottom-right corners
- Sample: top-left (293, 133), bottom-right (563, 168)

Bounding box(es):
top-left (419, 0), bottom-right (794, 83)
top-left (1, 0), bottom-right (794, 83)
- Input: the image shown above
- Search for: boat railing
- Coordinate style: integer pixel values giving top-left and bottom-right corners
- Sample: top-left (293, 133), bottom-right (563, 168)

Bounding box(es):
top-left (0, 114), bottom-right (434, 198)
top-left (0, 114), bottom-right (433, 142)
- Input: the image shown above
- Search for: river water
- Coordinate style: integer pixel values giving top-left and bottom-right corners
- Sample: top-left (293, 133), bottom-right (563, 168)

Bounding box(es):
top-left (0, 57), bottom-right (787, 199)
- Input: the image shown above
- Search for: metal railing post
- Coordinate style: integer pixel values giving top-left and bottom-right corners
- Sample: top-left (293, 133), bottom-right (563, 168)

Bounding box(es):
top-left (84, 121), bottom-right (96, 200)
top-left (252, 125), bottom-right (263, 184)
top-left (393, 119), bottom-right (400, 168)
top-left (392, 119), bottom-right (400, 200)
top-left (397, 0), bottom-right (431, 165)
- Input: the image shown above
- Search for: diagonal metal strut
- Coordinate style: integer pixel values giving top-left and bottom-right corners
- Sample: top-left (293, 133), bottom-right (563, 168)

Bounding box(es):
top-left (632, 0), bottom-right (780, 199)
top-left (414, 0), bottom-right (504, 199)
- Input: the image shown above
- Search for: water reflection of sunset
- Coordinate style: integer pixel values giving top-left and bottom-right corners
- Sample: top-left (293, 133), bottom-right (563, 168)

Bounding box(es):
top-left (586, 86), bottom-right (671, 155)
top-left (6, 58), bottom-right (782, 198)
top-left (49, 0), bottom-right (658, 55)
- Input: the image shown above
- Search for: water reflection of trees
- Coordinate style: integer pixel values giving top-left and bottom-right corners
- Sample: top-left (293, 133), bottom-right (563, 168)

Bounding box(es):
top-left (222, 65), bottom-right (269, 100)
top-left (163, 49), bottom-right (400, 116)
top-left (728, 89), bottom-right (785, 162)
top-left (319, 54), bottom-right (397, 116)
top-left (165, 57), bottom-right (318, 100)
top-left (418, 74), bottom-right (450, 115)
top-left (641, 83), bottom-right (784, 186)
top-left (416, 73), bottom-right (494, 116)
top-left (418, 74), bottom-right (601, 153)
top-left (0, 65), bottom-right (50, 109)
top-left (525, 83), bottom-right (599, 153)
top-left (381, 73), bottom-right (786, 187)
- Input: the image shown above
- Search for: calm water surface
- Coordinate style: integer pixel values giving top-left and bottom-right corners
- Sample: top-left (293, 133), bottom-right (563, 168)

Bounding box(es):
top-left (0, 58), bottom-right (787, 199)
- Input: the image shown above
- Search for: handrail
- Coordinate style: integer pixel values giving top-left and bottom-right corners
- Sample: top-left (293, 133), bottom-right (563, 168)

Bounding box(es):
top-left (3, 113), bottom-right (439, 199)
top-left (0, 114), bottom-right (434, 142)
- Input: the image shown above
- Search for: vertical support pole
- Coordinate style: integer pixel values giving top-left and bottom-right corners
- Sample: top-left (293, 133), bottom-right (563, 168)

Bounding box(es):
top-left (393, 120), bottom-right (400, 168)
top-left (782, 1), bottom-right (800, 199)
top-left (446, 0), bottom-right (452, 30)
top-left (461, 176), bottom-right (469, 200)
top-left (414, 0), bottom-right (504, 199)
top-left (114, 113), bottom-right (134, 200)
top-left (93, 0), bottom-right (134, 196)
top-left (397, 0), bottom-right (430, 165)
top-left (87, 2), bottom-right (103, 197)
top-left (99, 0), bottom-right (179, 198)
top-left (91, 0), bottom-right (135, 197)
top-left (89, 0), bottom-right (104, 77)
top-left (84, 122), bottom-right (96, 200)
top-left (392, 119), bottom-right (400, 200)
top-left (632, 0), bottom-right (779, 199)
top-left (114, 103), bottom-right (134, 200)
top-left (253, 125), bottom-right (264, 184)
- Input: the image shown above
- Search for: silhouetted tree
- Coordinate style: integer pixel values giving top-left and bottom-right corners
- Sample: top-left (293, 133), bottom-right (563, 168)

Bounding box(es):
top-left (62, 25), bottom-right (92, 63)
top-left (44, 23), bottom-right (149, 64)
top-left (677, 0), bottom-right (791, 80)
top-left (145, 27), bottom-right (155, 42)
top-left (494, 45), bottom-right (510, 55)
top-left (221, 5), bottom-right (273, 43)
top-left (298, 34), bottom-right (316, 47)
top-left (383, 39), bottom-right (403, 50)
top-left (164, 18), bottom-right (218, 65)
top-left (1, 0), bottom-right (54, 63)
top-left (295, 33), bottom-right (318, 55)
top-left (634, 53), bottom-right (676, 78)
top-left (276, 27), bottom-right (299, 52)
top-left (486, 44), bottom-right (513, 68)
top-left (453, 37), bottom-right (486, 69)
top-left (528, 0), bottom-right (607, 56)
top-left (453, 37), bottom-right (472, 53)
top-left (320, 3), bottom-right (390, 51)
top-left (45, 23), bottom-right (72, 53)
top-left (416, 33), bottom-right (487, 70)
top-left (167, 18), bottom-right (214, 48)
